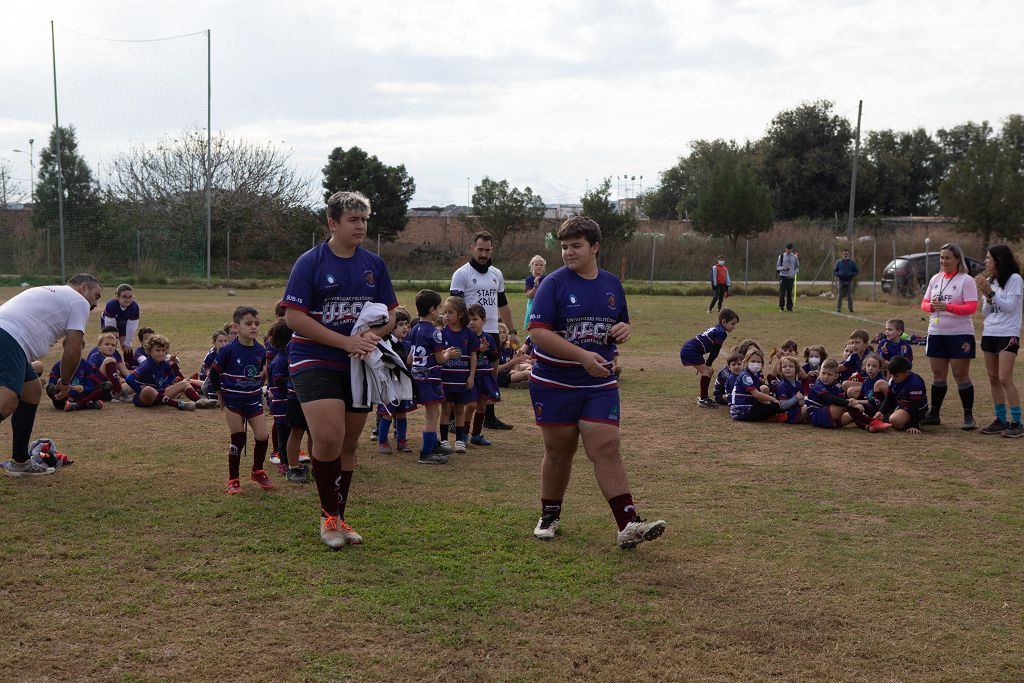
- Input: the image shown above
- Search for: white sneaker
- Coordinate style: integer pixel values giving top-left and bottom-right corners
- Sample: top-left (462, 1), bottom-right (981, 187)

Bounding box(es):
top-left (339, 519), bottom-right (363, 545)
top-left (533, 514), bottom-right (561, 540)
top-left (320, 514), bottom-right (347, 549)
top-left (4, 458), bottom-right (55, 477)
top-left (454, 440), bottom-right (466, 453)
top-left (617, 518), bottom-right (667, 550)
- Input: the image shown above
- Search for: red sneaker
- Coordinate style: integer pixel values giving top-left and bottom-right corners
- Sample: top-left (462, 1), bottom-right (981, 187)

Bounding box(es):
top-left (250, 469), bottom-right (275, 490)
top-left (771, 412), bottom-right (789, 423)
top-left (226, 478), bottom-right (242, 495)
top-left (867, 419), bottom-right (892, 433)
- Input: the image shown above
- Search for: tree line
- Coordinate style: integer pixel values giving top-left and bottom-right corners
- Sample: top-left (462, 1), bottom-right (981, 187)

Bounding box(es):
top-left (26, 99), bottom-right (1023, 277)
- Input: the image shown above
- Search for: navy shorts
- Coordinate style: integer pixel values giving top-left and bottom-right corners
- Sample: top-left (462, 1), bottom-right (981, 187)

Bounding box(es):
top-left (414, 377), bottom-right (445, 406)
top-left (679, 341), bottom-right (708, 367)
top-left (925, 334), bottom-right (976, 359)
top-left (808, 407), bottom-right (838, 429)
top-left (528, 381), bottom-right (620, 427)
top-left (443, 387), bottom-right (475, 405)
top-left (0, 328), bottom-right (35, 396)
top-left (981, 335), bottom-right (1020, 355)
top-left (377, 399), bottom-right (417, 416)
top-left (225, 402), bottom-right (264, 419)
top-left (475, 371), bottom-right (501, 403)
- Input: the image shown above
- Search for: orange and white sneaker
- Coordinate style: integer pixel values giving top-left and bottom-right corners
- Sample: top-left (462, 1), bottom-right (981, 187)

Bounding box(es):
top-left (320, 513), bottom-right (346, 549)
top-left (226, 478), bottom-right (242, 495)
top-left (338, 519), bottom-right (363, 545)
top-left (250, 469), bottom-right (274, 490)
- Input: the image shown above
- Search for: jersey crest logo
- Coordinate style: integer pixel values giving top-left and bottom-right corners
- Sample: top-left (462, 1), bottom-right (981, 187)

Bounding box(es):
top-left (533, 402), bottom-right (543, 418)
top-left (432, 329), bottom-right (443, 343)
top-left (569, 294), bottom-right (578, 305)
top-left (364, 271), bottom-right (376, 286)
top-left (326, 274), bottom-right (335, 284)
top-left (743, 375), bottom-right (754, 385)
top-left (606, 293), bottom-right (617, 308)
top-left (471, 277), bottom-right (477, 284)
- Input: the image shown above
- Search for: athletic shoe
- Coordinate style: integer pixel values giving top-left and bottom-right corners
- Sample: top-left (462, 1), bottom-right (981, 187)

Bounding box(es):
top-left (177, 400), bottom-right (196, 411)
top-left (770, 412), bottom-right (789, 423)
top-left (226, 478), bottom-right (242, 495)
top-left (617, 518), bottom-right (667, 550)
top-left (4, 458), bottom-right (55, 477)
top-left (250, 469), bottom-right (274, 490)
top-left (1003, 422), bottom-right (1023, 438)
top-left (270, 451), bottom-right (281, 465)
top-left (867, 419), bottom-right (892, 433)
top-left (45, 384), bottom-right (58, 399)
top-left (920, 413), bottom-right (941, 426)
top-left (396, 439), bottom-right (412, 453)
top-left (338, 519), bottom-right (363, 545)
top-left (470, 434), bottom-right (492, 446)
top-left (961, 414), bottom-right (976, 431)
top-left (63, 402), bottom-right (78, 412)
top-left (370, 426), bottom-right (378, 441)
top-left (484, 417), bottom-right (514, 430)
top-left (88, 400), bottom-right (103, 410)
top-left (378, 441), bottom-right (393, 455)
top-left (697, 397), bottom-right (717, 409)
top-left (980, 419), bottom-right (1008, 435)
top-left (286, 467), bottom-right (309, 483)
top-left (454, 440), bottom-right (466, 453)
top-left (320, 513), bottom-right (347, 549)
top-left (298, 450), bottom-right (310, 463)
top-left (437, 440), bottom-right (453, 455)
top-left (195, 398), bottom-right (219, 409)
top-left (417, 452), bottom-right (449, 465)
top-left (533, 514), bottom-right (561, 540)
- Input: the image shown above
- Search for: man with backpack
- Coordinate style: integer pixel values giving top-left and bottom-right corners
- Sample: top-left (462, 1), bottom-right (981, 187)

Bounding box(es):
top-left (776, 243), bottom-right (799, 312)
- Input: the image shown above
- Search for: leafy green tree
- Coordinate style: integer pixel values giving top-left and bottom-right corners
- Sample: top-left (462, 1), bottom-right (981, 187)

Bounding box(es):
top-left (640, 139), bottom-right (736, 220)
top-left (580, 178), bottom-right (637, 246)
top-left (759, 99), bottom-right (853, 219)
top-left (33, 125), bottom-right (101, 233)
top-left (939, 131), bottom-right (1023, 245)
top-left (322, 146), bottom-right (415, 242)
top-left (936, 120), bottom-right (994, 176)
top-left (691, 149), bottom-right (774, 248)
top-left (464, 177), bottom-right (545, 247)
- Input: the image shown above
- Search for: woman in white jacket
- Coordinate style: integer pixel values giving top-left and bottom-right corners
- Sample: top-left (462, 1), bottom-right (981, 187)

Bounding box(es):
top-left (976, 245), bottom-right (1023, 438)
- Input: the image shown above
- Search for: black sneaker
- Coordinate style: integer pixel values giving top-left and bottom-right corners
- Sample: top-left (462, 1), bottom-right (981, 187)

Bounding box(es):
top-left (961, 414), bottom-right (976, 431)
top-left (696, 397), bottom-right (717, 408)
top-left (433, 440), bottom-right (453, 455)
top-left (483, 417), bottom-right (514, 430)
top-left (1004, 422), bottom-right (1023, 438)
top-left (980, 419), bottom-right (1008, 435)
top-left (418, 452), bottom-right (448, 465)
top-left (920, 413), bottom-right (941, 426)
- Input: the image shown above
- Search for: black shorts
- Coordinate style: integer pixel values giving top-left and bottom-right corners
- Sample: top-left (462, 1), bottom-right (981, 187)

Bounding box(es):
top-left (286, 398), bottom-right (308, 430)
top-left (981, 335), bottom-right (1020, 355)
top-left (925, 334), bottom-right (976, 359)
top-left (290, 367), bottom-right (371, 413)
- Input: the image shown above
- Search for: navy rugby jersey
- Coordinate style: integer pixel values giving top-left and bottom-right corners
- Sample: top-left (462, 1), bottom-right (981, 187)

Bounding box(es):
top-left (888, 372), bottom-right (927, 413)
top-left (408, 321), bottom-right (444, 383)
top-left (806, 379), bottom-right (844, 411)
top-left (87, 347), bottom-right (122, 372)
top-left (878, 338), bottom-right (913, 366)
top-left (48, 360), bottom-right (104, 393)
top-left (101, 299), bottom-right (140, 337)
top-left (441, 325), bottom-right (479, 389)
top-left (212, 339), bottom-right (267, 405)
top-left (713, 366), bottom-right (740, 403)
top-left (281, 242), bottom-right (397, 375)
top-left (729, 369), bottom-right (764, 418)
top-left (126, 357), bottom-right (177, 393)
top-left (527, 266), bottom-right (628, 390)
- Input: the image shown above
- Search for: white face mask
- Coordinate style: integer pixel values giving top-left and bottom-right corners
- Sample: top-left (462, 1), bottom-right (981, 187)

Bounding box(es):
top-left (808, 357), bottom-right (821, 368)
top-left (718, 260), bottom-right (725, 265)
top-left (747, 362), bottom-right (763, 373)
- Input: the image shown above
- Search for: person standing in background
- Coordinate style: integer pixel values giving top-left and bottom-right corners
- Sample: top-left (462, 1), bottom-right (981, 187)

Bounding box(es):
top-left (707, 255), bottom-right (730, 313)
top-left (833, 249), bottom-right (859, 313)
top-left (777, 243), bottom-right (799, 312)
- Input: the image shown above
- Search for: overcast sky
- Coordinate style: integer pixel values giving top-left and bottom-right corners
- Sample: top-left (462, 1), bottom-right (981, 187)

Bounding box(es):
top-left (1, 0), bottom-right (1021, 207)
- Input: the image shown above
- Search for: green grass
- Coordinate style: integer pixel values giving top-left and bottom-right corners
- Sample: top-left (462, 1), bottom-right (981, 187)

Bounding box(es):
top-left (1, 286), bottom-right (1022, 681)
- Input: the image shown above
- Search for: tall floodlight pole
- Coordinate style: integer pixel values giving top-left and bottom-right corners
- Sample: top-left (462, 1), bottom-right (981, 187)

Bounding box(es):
top-left (205, 29), bottom-right (212, 286)
top-left (846, 100), bottom-right (862, 241)
top-left (51, 21), bottom-right (66, 281)
top-left (12, 140), bottom-right (34, 202)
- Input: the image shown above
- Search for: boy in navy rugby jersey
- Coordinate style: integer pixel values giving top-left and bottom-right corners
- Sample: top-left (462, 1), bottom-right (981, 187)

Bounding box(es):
top-left (88, 330), bottom-right (130, 400)
top-left (837, 329), bottom-right (870, 384)
top-left (713, 351), bottom-right (744, 406)
top-left (874, 356), bottom-right (928, 433)
top-left (805, 359), bottom-right (890, 432)
top-left (210, 306), bottom-right (272, 494)
top-left (529, 216), bottom-right (666, 549)
top-left (46, 340), bottom-right (111, 411)
top-left (877, 319), bottom-right (914, 369)
top-left (408, 289), bottom-right (458, 463)
top-left (266, 321), bottom-right (308, 484)
top-left (125, 334), bottom-right (201, 409)
top-left (680, 308), bottom-right (739, 408)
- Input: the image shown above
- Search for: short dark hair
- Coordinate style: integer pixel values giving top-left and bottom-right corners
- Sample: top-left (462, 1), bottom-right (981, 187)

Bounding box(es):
top-left (467, 303), bottom-right (487, 321)
top-left (233, 306), bottom-right (259, 324)
top-left (137, 326), bottom-right (154, 343)
top-left (887, 356), bottom-right (910, 375)
top-left (415, 289), bottom-right (442, 316)
top-left (850, 329), bottom-right (869, 343)
top-left (557, 216), bottom-right (601, 245)
top-left (394, 306), bottom-right (411, 325)
top-left (274, 301), bottom-right (286, 318)
top-left (718, 308), bottom-right (738, 324)
top-left (886, 318), bottom-right (905, 332)
top-left (785, 243), bottom-right (793, 249)
top-left (472, 231), bottom-right (493, 244)
top-left (266, 320), bottom-right (292, 349)
top-left (726, 351), bottom-right (744, 365)
top-left (67, 273), bottom-right (100, 287)
top-left (101, 325), bottom-right (118, 334)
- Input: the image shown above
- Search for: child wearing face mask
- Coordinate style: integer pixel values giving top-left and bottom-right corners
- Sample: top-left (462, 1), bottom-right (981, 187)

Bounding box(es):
top-left (708, 255), bottom-right (731, 313)
top-left (802, 345), bottom-right (828, 394)
top-left (729, 348), bottom-right (785, 422)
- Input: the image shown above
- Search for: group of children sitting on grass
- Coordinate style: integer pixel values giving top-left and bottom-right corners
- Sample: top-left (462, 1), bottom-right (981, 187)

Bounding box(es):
top-left (682, 309), bottom-right (929, 434)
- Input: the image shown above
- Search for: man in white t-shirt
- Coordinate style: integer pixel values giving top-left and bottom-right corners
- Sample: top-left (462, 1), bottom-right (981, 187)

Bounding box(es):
top-left (0, 274), bottom-right (103, 476)
top-left (450, 231), bottom-right (518, 430)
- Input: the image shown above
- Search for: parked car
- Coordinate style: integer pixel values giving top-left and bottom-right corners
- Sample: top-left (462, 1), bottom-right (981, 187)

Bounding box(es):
top-left (881, 251), bottom-right (985, 296)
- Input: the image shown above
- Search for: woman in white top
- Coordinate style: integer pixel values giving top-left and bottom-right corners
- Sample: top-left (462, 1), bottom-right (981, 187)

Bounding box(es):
top-left (976, 245), bottom-right (1023, 438)
top-left (920, 243), bottom-right (979, 430)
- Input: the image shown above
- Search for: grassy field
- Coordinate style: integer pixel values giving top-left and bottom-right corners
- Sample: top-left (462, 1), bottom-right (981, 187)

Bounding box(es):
top-left (1, 286), bottom-right (1022, 682)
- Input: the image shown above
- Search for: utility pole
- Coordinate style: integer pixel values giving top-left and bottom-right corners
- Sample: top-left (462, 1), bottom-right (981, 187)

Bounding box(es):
top-left (846, 100), bottom-right (862, 240)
